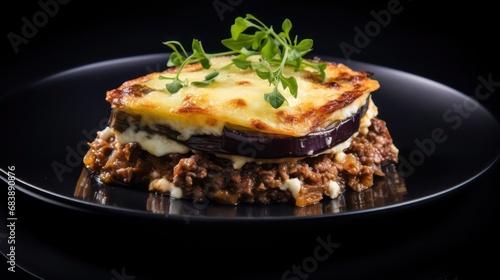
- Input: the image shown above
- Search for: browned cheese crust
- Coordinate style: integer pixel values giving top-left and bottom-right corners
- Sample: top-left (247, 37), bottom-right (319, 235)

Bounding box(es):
top-left (104, 57), bottom-right (379, 137)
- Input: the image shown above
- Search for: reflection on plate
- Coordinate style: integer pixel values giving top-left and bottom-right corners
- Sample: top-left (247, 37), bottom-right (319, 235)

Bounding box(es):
top-left (1, 53), bottom-right (499, 222)
top-left (74, 164), bottom-right (407, 217)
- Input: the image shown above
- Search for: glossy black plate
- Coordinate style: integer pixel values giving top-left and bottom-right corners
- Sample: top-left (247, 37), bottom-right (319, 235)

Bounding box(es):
top-left (1, 53), bottom-right (499, 224)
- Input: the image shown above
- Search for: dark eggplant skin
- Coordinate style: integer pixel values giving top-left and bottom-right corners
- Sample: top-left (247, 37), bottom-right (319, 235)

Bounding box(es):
top-left (186, 99), bottom-right (369, 159)
top-left (109, 98), bottom-right (369, 159)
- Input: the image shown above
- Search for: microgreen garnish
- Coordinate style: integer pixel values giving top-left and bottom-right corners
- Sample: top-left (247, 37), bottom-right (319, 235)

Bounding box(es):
top-left (191, 71), bottom-right (220, 86)
top-left (161, 14), bottom-right (327, 109)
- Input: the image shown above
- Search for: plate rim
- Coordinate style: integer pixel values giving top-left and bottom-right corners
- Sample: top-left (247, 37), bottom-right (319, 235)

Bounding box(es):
top-left (2, 53), bottom-right (500, 223)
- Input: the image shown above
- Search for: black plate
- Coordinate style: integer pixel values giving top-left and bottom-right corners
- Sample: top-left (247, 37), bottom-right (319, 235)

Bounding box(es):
top-left (1, 53), bottom-right (499, 224)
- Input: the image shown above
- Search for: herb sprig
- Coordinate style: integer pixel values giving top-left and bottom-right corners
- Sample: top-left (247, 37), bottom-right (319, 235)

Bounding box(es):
top-left (160, 14), bottom-right (326, 109)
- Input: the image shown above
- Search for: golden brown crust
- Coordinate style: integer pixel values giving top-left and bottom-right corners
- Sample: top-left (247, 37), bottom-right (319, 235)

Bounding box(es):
top-left (103, 56), bottom-right (379, 137)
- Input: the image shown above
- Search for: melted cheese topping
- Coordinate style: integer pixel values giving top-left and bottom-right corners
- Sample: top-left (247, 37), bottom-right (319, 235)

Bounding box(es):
top-left (217, 132), bottom-right (357, 169)
top-left (359, 96), bottom-right (378, 135)
top-left (280, 178), bottom-right (302, 198)
top-left (148, 178), bottom-right (183, 198)
top-left (327, 181), bottom-right (342, 198)
top-left (279, 179), bottom-right (342, 200)
top-left (115, 126), bottom-right (190, 156)
top-left (107, 55), bottom-right (379, 139)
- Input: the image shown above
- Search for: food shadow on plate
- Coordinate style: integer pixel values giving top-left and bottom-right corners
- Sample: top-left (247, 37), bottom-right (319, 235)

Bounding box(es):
top-left (74, 163), bottom-right (407, 218)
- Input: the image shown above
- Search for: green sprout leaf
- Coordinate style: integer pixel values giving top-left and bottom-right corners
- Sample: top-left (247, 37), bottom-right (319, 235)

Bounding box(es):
top-left (191, 71), bottom-right (220, 87)
top-left (221, 33), bottom-right (254, 51)
top-left (280, 75), bottom-right (298, 98)
top-left (231, 16), bottom-right (254, 40)
top-left (255, 68), bottom-right (272, 81)
top-left (261, 38), bottom-right (279, 60)
top-left (233, 55), bottom-right (251, 69)
top-left (264, 88), bottom-right (286, 109)
top-left (166, 80), bottom-right (184, 93)
top-left (281, 18), bottom-right (292, 38)
top-left (295, 38), bottom-right (313, 52)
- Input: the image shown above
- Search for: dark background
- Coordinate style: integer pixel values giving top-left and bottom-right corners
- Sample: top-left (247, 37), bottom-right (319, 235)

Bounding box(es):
top-left (2, 0), bottom-right (499, 110)
top-left (2, 0), bottom-right (499, 279)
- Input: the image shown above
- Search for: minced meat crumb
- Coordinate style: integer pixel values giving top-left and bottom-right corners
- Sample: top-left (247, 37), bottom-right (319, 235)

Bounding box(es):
top-left (83, 118), bottom-right (398, 207)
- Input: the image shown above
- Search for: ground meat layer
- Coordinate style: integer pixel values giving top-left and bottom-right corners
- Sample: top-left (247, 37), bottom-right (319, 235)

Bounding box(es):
top-left (83, 118), bottom-right (398, 207)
